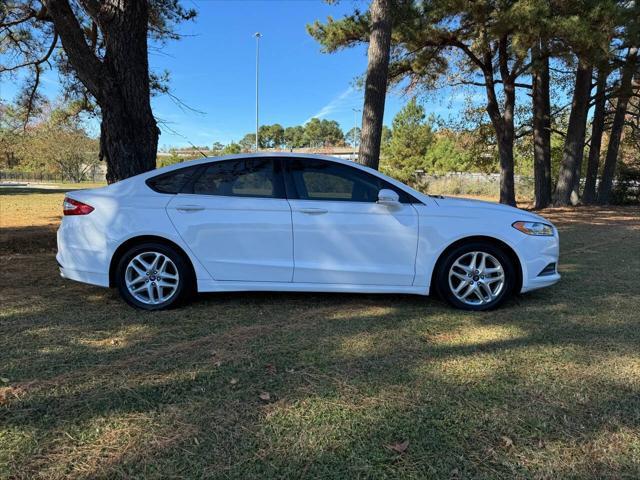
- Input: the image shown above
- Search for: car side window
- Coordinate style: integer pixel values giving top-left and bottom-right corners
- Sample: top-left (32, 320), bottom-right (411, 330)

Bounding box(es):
top-left (146, 166), bottom-right (199, 194)
top-left (191, 158), bottom-right (284, 198)
top-left (287, 158), bottom-right (415, 203)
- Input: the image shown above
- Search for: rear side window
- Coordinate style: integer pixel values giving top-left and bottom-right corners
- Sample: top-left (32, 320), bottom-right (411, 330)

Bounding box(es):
top-left (146, 166), bottom-right (199, 194)
top-left (191, 158), bottom-right (284, 198)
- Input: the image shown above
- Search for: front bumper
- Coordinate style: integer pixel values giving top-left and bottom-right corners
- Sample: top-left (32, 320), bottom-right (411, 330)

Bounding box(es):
top-left (517, 231), bottom-right (561, 293)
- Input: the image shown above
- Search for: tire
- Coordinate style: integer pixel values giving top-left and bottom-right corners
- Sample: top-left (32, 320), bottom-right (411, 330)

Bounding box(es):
top-left (436, 241), bottom-right (515, 311)
top-left (116, 242), bottom-right (192, 310)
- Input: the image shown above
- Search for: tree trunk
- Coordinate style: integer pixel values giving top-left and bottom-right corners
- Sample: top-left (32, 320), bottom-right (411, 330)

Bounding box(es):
top-left (531, 40), bottom-right (552, 209)
top-left (483, 38), bottom-right (517, 207)
top-left (582, 66), bottom-right (608, 204)
top-left (597, 47), bottom-right (638, 204)
top-left (358, 0), bottom-right (392, 170)
top-left (100, 1), bottom-right (158, 182)
top-left (46, 0), bottom-right (158, 183)
top-left (553, 61), bottom-right (593, 206)
top-left (497, 128), bottom-right (516, 206)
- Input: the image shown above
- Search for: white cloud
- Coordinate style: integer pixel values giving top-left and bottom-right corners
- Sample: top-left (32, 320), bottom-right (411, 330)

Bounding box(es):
top-left (305, 86), bottom-right (360, 123)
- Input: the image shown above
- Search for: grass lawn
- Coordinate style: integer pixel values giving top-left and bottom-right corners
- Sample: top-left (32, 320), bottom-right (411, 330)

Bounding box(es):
top-left (1, 188), bottom-right (639, 479)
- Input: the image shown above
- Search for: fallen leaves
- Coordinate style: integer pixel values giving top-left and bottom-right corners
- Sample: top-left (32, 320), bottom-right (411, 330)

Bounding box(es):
top-left (501, 436), bottom-right (514, 449)
top-left (259, 392), bottom-right (271, 402)
top-left (0, 386), bottom-right (26, 405)
top-left (386, 440), bottom-right (409, 454)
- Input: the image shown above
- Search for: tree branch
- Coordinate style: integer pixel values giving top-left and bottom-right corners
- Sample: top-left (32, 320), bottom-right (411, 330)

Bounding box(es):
top-left (512, 60), bottom-right (532, 79)
top-left (0, 9), bottom-right (36, 28)
top-left (45, 0), bottom-right (104, 102)
top-left (498, 35), bottom-right (510, 83)
top-left (77, 0), bottom-right (102, 20)
top-left (449, 79), bottom-right (532, 89)
top-left (0, 31), bottom-right (58, 73)
top-left (23, 65), bottom-right (42, 128)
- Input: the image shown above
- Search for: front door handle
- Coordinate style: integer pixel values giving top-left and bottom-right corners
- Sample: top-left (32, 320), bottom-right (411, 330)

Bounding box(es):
top-left (175, 205), bottom-right (205, 212)
top-left (298, 207), bottom-right (328, 215)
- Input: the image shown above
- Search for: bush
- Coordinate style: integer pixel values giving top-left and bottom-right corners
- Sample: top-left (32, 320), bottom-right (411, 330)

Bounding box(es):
top-left (611, 163), bottom-right (640, 205)
top-left (411, 173), bottom-right (535, 201)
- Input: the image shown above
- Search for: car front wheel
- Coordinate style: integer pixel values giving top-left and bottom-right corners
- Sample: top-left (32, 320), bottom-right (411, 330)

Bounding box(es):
top-left (116, 243), bottom-right (190, 310)
top-left (436, 242), bottom-right (515, 311)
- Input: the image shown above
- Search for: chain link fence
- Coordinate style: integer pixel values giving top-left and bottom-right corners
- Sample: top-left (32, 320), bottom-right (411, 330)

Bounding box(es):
top-left (0, 169), bottom-right (105, 184)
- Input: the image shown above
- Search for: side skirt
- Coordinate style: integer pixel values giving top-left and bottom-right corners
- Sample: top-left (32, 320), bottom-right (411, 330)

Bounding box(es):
top-left (197, 280), bottom-right (429, 296)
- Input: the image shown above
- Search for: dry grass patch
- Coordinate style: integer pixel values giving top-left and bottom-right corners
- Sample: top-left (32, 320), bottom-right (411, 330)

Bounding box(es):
top-left (1, 187), bottom-right (639, 479)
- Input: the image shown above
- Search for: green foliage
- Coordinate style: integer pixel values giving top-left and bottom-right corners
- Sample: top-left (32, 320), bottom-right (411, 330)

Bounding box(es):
top-left (284, 126), bottom-right (306, 149)
top-left (381, 99), bottom-right (434, 182)
top-left (303, 118), bottom-right (344, 147)
top-left (424, 133), bottom-right (475, 174)
top-left (380, 99), bottom-right (492, 183)
top-left (258, 124), bottom-right (285, 148)
top-left (211, 142), bottom-right (225, 154)
top-left (221, 142), bottom-right (242, 155)
top-left (345, 126), bottom-right (361, 147)
top-left (157, 153), bottom-right (183, 168)
top-left (0, 101), bottom-right (99, 182)
top-left (381, 125), bottom-right (392, 148)
top-left (239, 133), bottom-right (256, 151)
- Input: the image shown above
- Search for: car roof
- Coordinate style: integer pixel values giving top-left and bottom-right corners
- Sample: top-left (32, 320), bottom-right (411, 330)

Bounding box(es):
top-left (133, 152), bottom-right (429, 204)
top-left (149, 152), bottom-right (362, 176)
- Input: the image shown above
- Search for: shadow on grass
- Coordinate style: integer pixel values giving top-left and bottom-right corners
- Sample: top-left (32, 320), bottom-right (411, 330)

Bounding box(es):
top-left (1, 208), bottom-right (639, 478)
top-left (0, 187), bottom-right (76, 195)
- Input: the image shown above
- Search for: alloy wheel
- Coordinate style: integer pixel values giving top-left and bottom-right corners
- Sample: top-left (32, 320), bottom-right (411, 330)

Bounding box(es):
top-left (448, 251), bottom-right (505, 306)
top-left (124, 251), bottom-right (180, 305)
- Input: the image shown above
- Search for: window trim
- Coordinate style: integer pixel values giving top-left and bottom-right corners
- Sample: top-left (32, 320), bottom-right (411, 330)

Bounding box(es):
top-left (181, 157), bottom-right (286, 199)
top-left (282, 157), bottom-right (422, 204)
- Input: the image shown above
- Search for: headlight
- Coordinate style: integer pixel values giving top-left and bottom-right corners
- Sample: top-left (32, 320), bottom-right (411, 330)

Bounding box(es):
top-left (512, 221), bottom-right (554, 236)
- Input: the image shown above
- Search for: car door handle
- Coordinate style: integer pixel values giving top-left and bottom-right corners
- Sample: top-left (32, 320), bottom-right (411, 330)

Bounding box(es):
top-left (298, 207), bottom-right (328, 215)
top-left (175, 205), bottom-right (205, 212)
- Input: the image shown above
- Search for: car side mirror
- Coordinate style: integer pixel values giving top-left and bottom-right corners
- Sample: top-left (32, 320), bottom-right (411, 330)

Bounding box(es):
top-left (377, 189), bottom-right (401, 208)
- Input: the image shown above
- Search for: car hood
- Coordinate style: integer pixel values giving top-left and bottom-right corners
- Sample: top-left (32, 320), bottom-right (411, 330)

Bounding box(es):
top-left (428, 195), bottom-right (548, 223)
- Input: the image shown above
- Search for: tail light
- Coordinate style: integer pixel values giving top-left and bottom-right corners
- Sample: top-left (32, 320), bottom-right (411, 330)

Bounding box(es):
top-left (63, 197), bottom-right (94, 216)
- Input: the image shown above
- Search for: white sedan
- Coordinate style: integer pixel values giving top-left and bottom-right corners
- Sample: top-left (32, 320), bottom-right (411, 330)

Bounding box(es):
top-left (57, 153), bottom-right (560, 311)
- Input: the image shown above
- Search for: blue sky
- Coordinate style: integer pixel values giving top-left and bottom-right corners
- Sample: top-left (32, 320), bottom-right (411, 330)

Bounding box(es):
top-left (1, 0), bottom-right (475, 148)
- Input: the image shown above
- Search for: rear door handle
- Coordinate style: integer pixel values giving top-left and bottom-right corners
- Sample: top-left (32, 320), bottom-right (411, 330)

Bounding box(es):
top-left (298, 207), bottom-right (328, 215)
top-left (175, 205), bottom-right (205, 212)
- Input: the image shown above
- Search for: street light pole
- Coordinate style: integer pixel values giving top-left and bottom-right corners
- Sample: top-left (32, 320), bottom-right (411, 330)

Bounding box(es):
top-left (254, 32), bottom-right (262, 152)
top-left (352, 108), bottom-right (361, 160)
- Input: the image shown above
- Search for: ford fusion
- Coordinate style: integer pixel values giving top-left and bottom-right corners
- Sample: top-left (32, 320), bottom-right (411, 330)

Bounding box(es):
top-left (57, 153), bottom-right (560, 311)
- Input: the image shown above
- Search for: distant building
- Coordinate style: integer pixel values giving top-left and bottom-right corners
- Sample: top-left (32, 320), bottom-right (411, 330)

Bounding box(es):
top-left (284, 146), bottom-right (358, 161)
top-left (158, 146), bottom-right (359, 161)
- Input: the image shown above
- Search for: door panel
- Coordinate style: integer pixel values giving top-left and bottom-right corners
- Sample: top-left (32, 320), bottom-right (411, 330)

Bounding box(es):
top-left (165, 158), bottom-right (293, 282)
top-left (285, 157), bottom-right (419, 286)
top-left (290, 200), bottom-right (418, 285)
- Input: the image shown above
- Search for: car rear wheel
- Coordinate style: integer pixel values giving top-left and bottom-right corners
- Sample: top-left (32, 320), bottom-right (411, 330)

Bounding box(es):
top-left (116, 242), bottom-right (191, 310)
top-left (436, 242), bottom-right (515, 311)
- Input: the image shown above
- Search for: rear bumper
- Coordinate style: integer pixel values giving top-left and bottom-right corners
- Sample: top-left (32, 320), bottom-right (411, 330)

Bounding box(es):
top-left (58, 261), bottom-right (109, 287)
top-left (56, 220), bottom-right (110, 288)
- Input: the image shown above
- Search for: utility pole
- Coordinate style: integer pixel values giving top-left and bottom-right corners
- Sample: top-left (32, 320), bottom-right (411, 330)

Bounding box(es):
top-left (254, 32), bottom-right (262, 152)
top-left (352, 108), bottom-right (361, 161)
